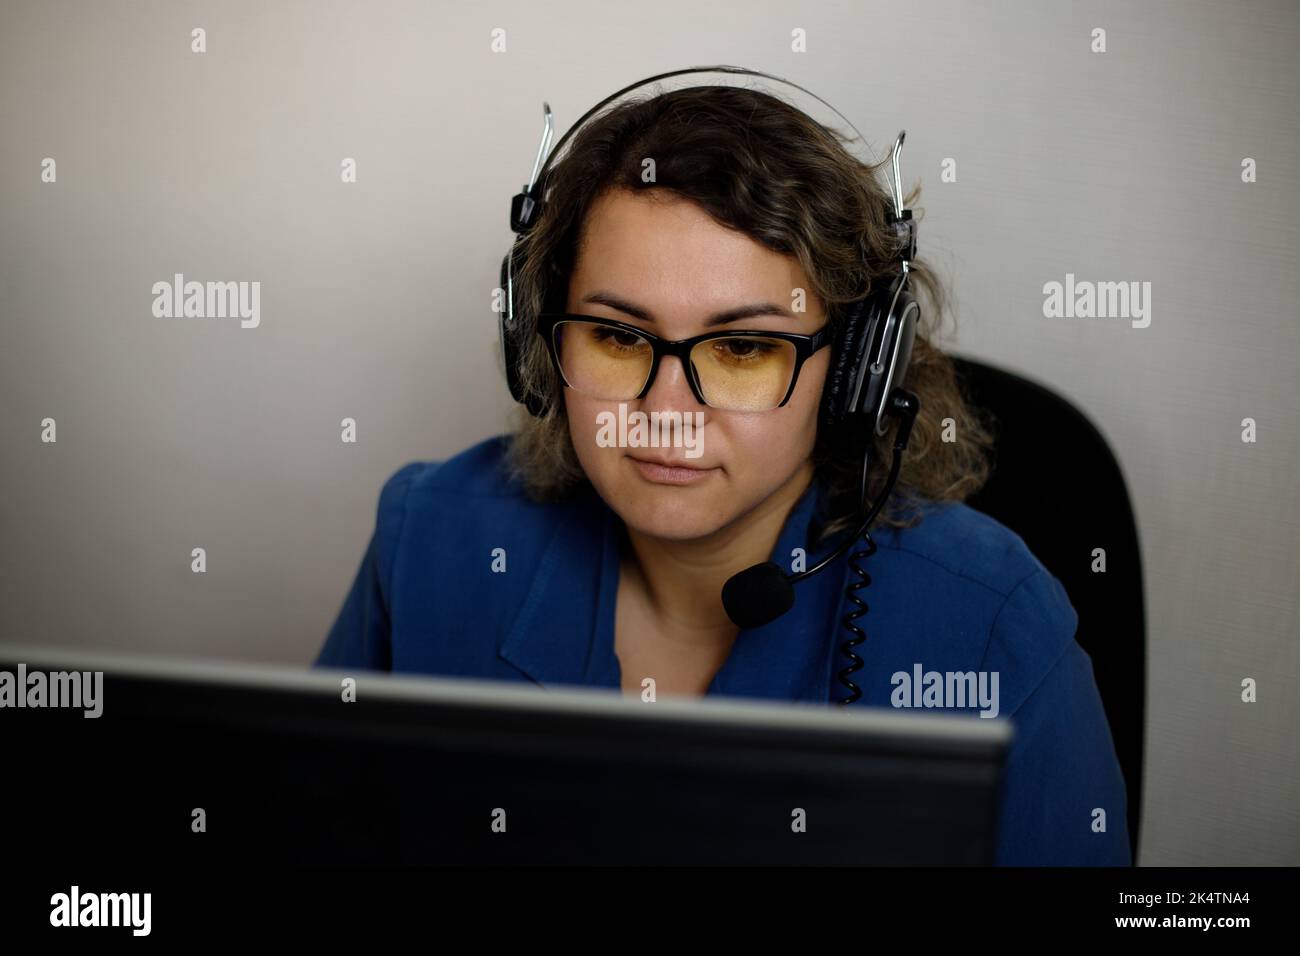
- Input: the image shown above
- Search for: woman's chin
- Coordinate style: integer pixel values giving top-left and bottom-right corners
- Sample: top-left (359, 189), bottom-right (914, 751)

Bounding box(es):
top-left (615, 492), bottom-right (732, 542)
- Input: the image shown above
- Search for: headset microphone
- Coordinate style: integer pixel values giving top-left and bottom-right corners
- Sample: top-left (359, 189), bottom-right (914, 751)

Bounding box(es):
top-left (721, 388), bottom-right (920, 629)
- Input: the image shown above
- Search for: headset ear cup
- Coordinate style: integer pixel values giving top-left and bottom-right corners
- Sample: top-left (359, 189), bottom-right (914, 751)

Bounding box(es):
top-left (498, 251), bottom-right (551, 418)
top-left (498, 253), bottom-right (527, 406)
top-left (821, 277), bottom-right (921, 435)
top-left (893, 301), bottom-right (917, 391)
top-left (820, 296), bottom-right (873, 429)
top-left (867, 286), bottom-right (919, 436)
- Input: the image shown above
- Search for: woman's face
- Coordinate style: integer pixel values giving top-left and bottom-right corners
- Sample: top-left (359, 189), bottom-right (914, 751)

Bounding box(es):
top-left (562, 187), bottom-right (830, 542)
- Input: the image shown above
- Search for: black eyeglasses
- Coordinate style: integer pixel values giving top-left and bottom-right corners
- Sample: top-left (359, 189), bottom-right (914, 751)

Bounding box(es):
top-left (536, 313), bottom-right (833, 412)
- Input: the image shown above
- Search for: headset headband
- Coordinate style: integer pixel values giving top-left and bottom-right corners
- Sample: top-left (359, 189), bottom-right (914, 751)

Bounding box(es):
top-left (510, 64), bottom-right (908, 242)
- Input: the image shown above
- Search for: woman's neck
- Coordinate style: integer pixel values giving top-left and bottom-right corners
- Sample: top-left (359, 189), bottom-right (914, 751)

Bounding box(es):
top-left (620, 459), bottom-right (816, 641)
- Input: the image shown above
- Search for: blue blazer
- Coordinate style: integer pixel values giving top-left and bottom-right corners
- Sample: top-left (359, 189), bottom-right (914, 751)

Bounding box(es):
top-left (316, 434), bottom-right (1131, 866)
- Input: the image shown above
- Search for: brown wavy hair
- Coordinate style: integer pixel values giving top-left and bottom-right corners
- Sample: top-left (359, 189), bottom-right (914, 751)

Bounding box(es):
top-left (500, 82), bottom-right (994, 545)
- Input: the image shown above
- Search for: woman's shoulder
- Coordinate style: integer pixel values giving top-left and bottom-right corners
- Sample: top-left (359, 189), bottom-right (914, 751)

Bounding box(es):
top-left (877, 496), bottom-right (1056, 601)
top-left (880, 497), bottom-right (1082, 703)
top-left (370, 434), bottom-right (578, 557)
top-left (379, 433), bottom-right (527, 503)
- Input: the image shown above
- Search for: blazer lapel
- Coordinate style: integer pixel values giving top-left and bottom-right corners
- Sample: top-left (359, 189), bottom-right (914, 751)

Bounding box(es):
top-left (496, 489), bottom-right (617, 688)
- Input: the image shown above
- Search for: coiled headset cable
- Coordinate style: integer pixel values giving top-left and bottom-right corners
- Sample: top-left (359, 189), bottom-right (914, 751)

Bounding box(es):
top-left (834, 389), bottom-right (917, 705)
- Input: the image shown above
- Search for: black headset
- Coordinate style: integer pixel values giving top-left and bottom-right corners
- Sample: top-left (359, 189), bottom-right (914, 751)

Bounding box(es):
top-left (496, 66), bottom-right (921, 704)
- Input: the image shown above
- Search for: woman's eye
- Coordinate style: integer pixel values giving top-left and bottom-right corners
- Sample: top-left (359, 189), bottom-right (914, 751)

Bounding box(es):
top-left (716, 338), bottom-right (776, 360)
top-left (592, 327), bottom-right (644, 349)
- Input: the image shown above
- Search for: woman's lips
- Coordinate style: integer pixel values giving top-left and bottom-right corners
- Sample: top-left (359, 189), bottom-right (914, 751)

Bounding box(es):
top-left (627, 455), bottom-right (719, 485)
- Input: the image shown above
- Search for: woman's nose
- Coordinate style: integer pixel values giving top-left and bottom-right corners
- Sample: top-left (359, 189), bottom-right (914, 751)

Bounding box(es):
top-left (641, 354), bottom-right (703, 411)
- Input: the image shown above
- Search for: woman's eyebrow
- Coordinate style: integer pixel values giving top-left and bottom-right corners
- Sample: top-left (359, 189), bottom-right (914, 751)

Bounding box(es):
top-left (579, 290), bottom-right (798, 327)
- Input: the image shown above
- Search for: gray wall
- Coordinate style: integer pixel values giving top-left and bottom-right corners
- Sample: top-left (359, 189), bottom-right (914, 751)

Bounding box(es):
top-left (1, 0), bottom-right (1296, 866)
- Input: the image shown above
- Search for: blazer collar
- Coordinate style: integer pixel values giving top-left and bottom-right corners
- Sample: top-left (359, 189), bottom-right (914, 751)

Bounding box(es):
top-left (498, 478), bottom-right (846, 703)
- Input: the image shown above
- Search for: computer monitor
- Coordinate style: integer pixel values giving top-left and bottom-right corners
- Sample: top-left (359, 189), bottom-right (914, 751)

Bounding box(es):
top-left (2, 645), bottom-right (1013, 865)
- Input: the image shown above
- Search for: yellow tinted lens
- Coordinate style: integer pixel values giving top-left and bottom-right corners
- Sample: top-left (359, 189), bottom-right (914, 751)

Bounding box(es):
top-left (554, 321), bottom-right (652, 399)
top-left (691, 336), bottom-right (796, 411)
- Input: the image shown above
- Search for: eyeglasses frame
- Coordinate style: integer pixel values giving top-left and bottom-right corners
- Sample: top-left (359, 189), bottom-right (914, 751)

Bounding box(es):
top-left (535, 312), bottom-right (834, 411)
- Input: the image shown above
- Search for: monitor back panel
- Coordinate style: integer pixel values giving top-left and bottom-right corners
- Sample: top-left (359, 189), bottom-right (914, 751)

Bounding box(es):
top-left (4, 653), bottom-right (1011, 865)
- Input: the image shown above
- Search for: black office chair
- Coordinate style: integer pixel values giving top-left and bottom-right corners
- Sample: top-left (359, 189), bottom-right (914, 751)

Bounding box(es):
top-left (949, 354), bottom-right (1146, 863)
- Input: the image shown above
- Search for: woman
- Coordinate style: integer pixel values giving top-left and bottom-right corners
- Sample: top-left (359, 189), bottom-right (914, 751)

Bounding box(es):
top-left (316, 83), bottom-right (1130, 866)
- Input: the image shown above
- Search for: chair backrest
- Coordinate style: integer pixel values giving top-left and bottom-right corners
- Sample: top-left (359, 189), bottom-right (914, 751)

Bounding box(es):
top-left (950, 354), bottom-right (1146, 862)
